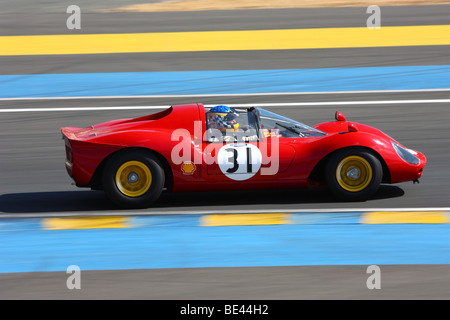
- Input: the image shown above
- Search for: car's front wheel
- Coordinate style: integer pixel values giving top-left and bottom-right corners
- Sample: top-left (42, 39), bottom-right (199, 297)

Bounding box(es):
top-left (325, 148), bottom-right (382, 201)
top-left (102, 150), bottom-right (165, 208)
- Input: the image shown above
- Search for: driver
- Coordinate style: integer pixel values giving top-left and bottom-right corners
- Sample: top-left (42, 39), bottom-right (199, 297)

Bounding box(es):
top-left (207, 105), bottom-right (240, 132)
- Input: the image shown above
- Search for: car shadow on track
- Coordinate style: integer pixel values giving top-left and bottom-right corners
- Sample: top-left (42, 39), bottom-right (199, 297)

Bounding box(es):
top-left (0, 190), bottom-right (116, 214)
top-left (0, 186), bottom-right (405, 214)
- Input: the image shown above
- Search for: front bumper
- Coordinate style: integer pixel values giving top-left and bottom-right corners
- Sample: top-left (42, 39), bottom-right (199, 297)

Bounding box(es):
top-left (389, 149), bottom-right (426, 184)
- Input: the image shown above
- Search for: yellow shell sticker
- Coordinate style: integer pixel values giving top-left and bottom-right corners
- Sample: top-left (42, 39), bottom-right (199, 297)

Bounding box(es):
top-left (181, 161), bottom-right (196, 175)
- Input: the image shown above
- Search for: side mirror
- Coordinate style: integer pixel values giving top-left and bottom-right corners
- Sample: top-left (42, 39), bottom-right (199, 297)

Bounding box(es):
top-left (348, 123), bottom-right (358, 132)
top-left (335, 111), bottom-right (346, 121)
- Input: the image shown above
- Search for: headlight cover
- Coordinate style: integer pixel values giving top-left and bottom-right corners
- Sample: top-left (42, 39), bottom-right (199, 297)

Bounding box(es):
top-left (392, 141), bottom-right (420, 165)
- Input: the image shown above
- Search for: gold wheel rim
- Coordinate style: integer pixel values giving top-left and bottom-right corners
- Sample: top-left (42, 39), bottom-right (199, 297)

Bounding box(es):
top-left (115, 161), bottom-right (152, 197)
top-left (336, 156), bottom-right (372, 192)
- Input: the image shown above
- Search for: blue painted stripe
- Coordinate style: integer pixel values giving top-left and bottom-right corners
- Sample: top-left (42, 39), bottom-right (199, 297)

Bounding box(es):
top-left (0, 216), bottom-right (449, 273)
top-left (1, 65), bottom-right (450, 98)
top-left (289, 212), bottom-right (362, 224)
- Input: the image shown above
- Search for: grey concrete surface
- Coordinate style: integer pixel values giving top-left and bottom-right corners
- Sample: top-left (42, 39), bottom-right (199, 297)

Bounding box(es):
top-left (1, 265), bottom-right (449, 299)
top-left (0, 5), bottom-right (449, 35)
top-left (2, 46), bottom-right (450, 75)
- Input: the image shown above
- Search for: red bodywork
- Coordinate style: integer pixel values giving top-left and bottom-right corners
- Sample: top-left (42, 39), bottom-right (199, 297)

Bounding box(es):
top-left (61, 103), bottom-right (426, 193)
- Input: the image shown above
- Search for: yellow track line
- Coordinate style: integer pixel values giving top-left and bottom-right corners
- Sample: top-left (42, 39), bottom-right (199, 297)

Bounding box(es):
top-left (361, 211), bottom-right (449, 224)
top-left (39, 211), bottom-right (450, 229)
top-left (1, 25), bottom-right (449, 56)
top-left (201, 213), bottom-right (290, 227)
top-left (42, 216), bottom-right (131, 230)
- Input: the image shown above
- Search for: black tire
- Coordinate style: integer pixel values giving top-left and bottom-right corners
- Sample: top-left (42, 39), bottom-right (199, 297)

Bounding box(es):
top-left (325, 148), bottom-right (382, 201)
top-left (102, 150), bottom-right (165, 208)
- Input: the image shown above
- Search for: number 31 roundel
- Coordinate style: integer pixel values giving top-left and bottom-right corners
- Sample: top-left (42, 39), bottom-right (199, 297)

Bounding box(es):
top-left (217, 143), bottom-right (263, 181)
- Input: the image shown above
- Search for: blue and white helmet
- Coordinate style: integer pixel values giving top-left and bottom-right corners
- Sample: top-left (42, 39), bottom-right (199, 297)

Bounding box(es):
top-left (209, 105), bottom-right (239, 131)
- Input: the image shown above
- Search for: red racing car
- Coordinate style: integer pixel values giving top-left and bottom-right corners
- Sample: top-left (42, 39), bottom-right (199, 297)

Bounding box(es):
top-left (61, 103), bottom-right (426, 208)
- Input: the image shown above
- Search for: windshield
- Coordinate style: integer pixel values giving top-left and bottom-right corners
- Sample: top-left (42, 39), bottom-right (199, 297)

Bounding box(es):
top-left (257, 108), bottom-right (326, 138)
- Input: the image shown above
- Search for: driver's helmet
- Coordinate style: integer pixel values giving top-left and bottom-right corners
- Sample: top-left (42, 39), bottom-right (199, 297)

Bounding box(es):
top-left (208, 105), bottom-right (239, 132)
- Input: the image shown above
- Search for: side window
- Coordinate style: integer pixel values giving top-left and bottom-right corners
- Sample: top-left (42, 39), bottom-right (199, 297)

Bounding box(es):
top-left (205, 108), bottom-right (260, 142)
top-left (259, 116), bottom-right (295, 138)
top-left (258, 108), bottom-right (326, 138)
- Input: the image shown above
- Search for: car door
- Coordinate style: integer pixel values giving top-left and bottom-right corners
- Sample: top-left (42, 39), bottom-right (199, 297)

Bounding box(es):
top-left (203, 108), bottom-right (296, 182)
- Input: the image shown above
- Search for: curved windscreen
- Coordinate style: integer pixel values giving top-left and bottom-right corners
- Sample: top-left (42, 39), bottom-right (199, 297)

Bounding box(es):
top-left (257, 108), bottom-right (326, 138)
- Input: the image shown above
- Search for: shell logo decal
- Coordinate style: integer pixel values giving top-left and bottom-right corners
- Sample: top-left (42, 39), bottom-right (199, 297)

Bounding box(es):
top-left (181, 161), bottom-right (196, 175)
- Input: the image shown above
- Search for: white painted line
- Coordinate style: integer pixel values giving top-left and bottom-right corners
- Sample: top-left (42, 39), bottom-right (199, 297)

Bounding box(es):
top-left (223, 100), bottom-right (450, 107)
top-left (1, 208), bottom-right (449, 219)
top-left (1, 99), bottom-right (450, 113)
top-left (1, 88), bottom-right (450, 101)
top-left (0, 106), bottom-right (169, 113)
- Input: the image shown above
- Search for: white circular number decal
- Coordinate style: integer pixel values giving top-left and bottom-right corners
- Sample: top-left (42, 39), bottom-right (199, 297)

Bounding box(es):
top-left (217, 144), bottom-right (262, 181)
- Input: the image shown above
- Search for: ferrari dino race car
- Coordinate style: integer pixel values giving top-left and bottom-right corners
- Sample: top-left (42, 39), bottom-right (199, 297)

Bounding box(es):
top-left (61, 104), bottom-right (426, 208)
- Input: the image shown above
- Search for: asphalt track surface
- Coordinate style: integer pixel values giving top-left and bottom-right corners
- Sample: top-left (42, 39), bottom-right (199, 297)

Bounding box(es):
top-left (1, 5), bottom-right (450, 300)
top-left (1, 94), bottom-right (449, 212)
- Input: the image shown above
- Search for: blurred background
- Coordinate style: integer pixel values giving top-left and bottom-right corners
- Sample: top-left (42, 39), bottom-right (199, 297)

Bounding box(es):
top-left (0, 0), bottom-right (449, 300)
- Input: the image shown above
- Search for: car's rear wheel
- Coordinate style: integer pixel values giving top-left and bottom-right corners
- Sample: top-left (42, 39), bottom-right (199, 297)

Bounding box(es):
top-left (325, 148), bottom-right (382, 201)
top-left (102, 150), bottom-right (165, 208)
